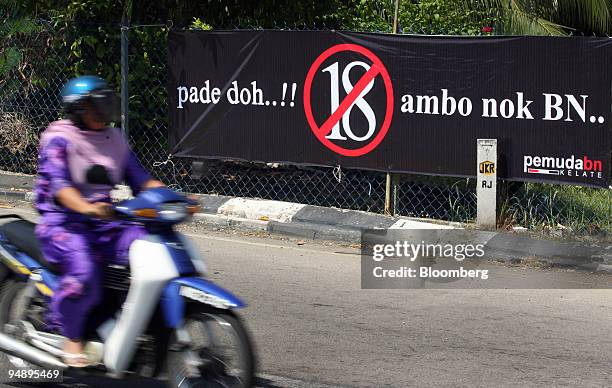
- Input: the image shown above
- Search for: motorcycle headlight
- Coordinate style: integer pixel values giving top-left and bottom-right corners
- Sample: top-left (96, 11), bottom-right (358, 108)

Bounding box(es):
top-left (158, 203), bottom-right (188, 222)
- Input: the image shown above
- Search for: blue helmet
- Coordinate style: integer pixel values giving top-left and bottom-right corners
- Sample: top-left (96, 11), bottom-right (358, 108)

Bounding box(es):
top-left (61, 75), bottom-right (119, 125)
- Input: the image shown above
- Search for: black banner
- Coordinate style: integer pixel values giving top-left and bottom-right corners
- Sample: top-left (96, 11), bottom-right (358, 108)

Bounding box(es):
top-left (168, 30), bottom-right (611, 187)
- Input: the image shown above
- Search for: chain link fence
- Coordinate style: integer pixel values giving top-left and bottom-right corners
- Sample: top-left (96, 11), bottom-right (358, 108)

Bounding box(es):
top-left (0, 24), bottom-right (65, 175)
top-left (1, 22), bottom-right (610, 235)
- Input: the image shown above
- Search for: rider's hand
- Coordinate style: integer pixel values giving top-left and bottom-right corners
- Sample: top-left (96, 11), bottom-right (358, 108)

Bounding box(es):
top-left (84, 202), bottom-right (114, 219)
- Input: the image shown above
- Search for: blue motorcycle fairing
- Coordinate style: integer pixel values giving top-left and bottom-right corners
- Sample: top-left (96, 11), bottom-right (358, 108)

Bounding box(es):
top-left (41, 270), bottom-right (59, 291)
top-left (160, 277), bottom-right (246, 328)
top-left (161, 232), bottom-right (197, 276)
top-left (0, 236), bottom-right (43, 275)
top-left (114, 187), bottom-right (198, 223)
top-left (0, 235), bottom-right (59, 296)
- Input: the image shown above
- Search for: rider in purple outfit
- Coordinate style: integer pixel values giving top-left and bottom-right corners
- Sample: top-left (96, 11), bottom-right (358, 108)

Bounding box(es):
top-left (34, 76), bottom-right (164, 367)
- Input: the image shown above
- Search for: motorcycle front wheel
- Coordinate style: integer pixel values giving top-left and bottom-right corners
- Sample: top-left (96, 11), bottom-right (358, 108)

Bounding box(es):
top-left (166, 306), bottom-right (255, 388)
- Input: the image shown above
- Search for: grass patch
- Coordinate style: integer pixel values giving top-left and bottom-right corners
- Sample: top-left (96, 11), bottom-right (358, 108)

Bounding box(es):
top-left (499, 182), bottom-right (611, 237)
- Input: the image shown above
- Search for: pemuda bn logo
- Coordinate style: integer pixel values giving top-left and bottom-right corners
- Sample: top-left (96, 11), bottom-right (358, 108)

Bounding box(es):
top-left (524, 154), bottom-right (603, 179)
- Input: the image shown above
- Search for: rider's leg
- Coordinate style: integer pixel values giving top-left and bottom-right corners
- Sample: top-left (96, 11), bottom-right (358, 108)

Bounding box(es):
top-left (37, 224), bottom-right (103, 364)
top-left (98, 222), bottom-right (147, 266)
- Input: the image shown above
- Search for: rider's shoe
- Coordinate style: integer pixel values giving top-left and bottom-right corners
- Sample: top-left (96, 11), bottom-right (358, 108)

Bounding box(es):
top-left (62, 352), bottom-right (95, 368)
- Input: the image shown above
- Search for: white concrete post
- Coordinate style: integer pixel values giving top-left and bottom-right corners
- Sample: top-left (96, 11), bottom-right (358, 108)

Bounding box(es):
top-left (477, 139), bottom-right (497, 228)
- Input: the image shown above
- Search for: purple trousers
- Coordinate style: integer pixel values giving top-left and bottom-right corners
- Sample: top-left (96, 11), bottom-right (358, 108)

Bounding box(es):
top-left (35, 220), bottom-right (146, 339)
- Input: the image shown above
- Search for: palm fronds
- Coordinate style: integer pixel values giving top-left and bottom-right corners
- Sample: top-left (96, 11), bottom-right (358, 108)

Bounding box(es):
top-left (462, 0), bottom-right (612, 35)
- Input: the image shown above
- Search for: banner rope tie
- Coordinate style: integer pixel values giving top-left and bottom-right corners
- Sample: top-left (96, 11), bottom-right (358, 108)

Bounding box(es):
top-left (152, 154), bottom-right (182, 191)
top-left (333, 165), bottom-right (342, 183)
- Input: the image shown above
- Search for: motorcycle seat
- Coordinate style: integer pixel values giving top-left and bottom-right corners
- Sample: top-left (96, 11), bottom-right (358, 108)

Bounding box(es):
top-left (0, 219), bottom-right (60, 274)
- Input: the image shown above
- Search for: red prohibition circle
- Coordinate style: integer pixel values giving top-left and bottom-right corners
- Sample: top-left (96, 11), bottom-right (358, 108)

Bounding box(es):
top-left (303, 43), bottom-right (394, 157)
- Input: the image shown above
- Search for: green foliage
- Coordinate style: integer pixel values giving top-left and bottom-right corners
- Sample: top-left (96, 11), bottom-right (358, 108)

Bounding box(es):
top-left (398, 0), bottom-right (494, 35)
top-left (499, 183), bottom-right (612, 236)
top-left (0, 16), bottom-right (41, 79)
top-left (126, 26), bottom-right (169, 141)
top-left (67, 31), bottom-right (121, 89)
top-left (191, 18), bottom-right (212, 31)
top-left (185, 0), bottom-right (485, 33)
top-left (331, 0), bottom-right (395, 32)
top-left (0, 47), bottom-right (22, 77)
top-left (1, 0), bottom-right (610, 79)
top-left (0, 17), bottom-right (40, 37)
top-left (462, 0), bottom-right (612, 36)
top-left (0, 0), bottom-right (609, 230)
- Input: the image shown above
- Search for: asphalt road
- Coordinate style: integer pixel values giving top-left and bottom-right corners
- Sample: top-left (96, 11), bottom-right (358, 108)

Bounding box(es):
top-left (1, 204), bottom-right (612, 387)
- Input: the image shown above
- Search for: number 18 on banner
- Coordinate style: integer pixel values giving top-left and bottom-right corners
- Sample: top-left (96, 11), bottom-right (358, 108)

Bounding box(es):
top-left (323, 61), bottom-right (377, 142)
top-left (304, 44), bottom-right (394, 157)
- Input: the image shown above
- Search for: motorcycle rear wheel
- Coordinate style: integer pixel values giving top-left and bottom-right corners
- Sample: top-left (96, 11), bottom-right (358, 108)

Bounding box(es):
top-left (0, 279), bottom-right (54, 385)
top-left (0, 279), bottom-right (29, 333)
top-left (166, 306), bottom-right (255, 388)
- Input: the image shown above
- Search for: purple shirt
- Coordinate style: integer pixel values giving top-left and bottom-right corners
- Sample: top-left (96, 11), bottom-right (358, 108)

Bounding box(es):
top-left (35, 120), bottom-right (151, 226)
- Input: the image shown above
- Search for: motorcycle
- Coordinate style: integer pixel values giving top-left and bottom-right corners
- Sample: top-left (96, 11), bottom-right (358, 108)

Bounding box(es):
top-left (0, 187), bottom-right (255, 387)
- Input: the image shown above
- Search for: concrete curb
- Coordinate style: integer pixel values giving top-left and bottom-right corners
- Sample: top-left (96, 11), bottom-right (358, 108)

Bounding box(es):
top-left (193, 213), bottom-right (269, 232)
top-left (0, 185), bottom-right (609, 273)
top-left (0, 190), bottom-right (30, 200)
top-left (193, 194), bottom-right (611, 272)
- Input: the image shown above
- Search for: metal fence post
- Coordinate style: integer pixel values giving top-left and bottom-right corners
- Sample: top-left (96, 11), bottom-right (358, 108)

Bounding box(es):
top-left (385, 173), bottom-right (400, 216)
top-left (120, 16), bottom-right (129, 139)
top-left (384, 0), bottom-right (401, 216)
top-left (392, 0), bottom-right (401, 34)
top-left (385, 173), bottom-right (393, 215)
